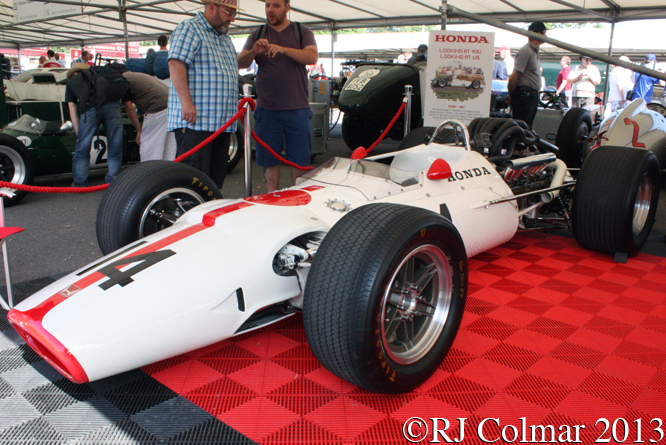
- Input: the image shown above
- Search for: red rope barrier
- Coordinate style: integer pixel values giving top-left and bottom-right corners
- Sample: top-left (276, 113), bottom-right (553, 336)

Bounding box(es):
top-left (351, 99), bottom-right (407, 160)
top-left (0, 97), bottom-right (407, 194)
top-left (367, 100), bottom-right (406, 154)
top-left (173, 108), bottom-right (246, 163)
top-left (251, 130), bottom-right (314, 171)
top-left (0, 182), bottom-right (110, 193)
top-left (0, 98), bottom-right (258, 194)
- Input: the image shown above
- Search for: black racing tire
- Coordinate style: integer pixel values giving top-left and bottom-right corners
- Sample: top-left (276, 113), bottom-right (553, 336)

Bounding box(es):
top-left (572, 146), bottom-right (660, 257)
top-left (398, 126), bottom-right (456, 151)
top-left (303, 203), bottom-right (468, 394)
top-left (227, 125), bottom-right (244, 173)
top-left (555, 107), bottom-right (592, 168)
top-left (96, 160), bottom-right (223, 255)
top-left (471, 80), bottom-right (481, 89)
top-left (438, 78), bottom-right (448, 88)
top-left (341, 114), bottom-right (382, 150)
top-left (0, 133), bottom-right (35, 207)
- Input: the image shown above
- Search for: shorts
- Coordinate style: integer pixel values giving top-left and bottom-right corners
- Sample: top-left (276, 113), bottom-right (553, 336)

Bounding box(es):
top-left (254, 107), bottom-right (313, 168)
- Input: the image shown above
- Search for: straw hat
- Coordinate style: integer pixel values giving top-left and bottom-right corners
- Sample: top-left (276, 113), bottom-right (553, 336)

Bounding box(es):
top-left (67, 63), bottom-right (90, 79)
top-left (201, 0), bottom-right (243, 11)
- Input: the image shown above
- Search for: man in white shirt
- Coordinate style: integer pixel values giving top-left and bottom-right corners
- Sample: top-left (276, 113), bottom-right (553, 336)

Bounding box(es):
top-left (568, 55), bottom-right (601, 108)
top-left (608, 56), bottom-right (634, 112)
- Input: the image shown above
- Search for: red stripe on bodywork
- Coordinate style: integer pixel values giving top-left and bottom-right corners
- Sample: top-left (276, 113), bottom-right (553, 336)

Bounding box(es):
top-left (7, 222), bottom-right (211, 383)
top-left (202, 201), bottom-right (253, 227)
top-left (301, 185), bottom-right (324, 192)
top-left (244, 190), bottom-right (312, 206)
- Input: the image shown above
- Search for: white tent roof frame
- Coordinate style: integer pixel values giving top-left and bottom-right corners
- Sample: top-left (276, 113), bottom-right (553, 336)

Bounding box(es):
top-left (1, 0), bottom-right (666, 49)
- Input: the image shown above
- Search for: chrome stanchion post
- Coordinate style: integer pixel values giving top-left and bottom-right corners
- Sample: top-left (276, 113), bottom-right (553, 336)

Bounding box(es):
top-left (0, 194), bottom-right (12, 310)
top-left (404, 85), bottom-right (413, 138)
top-left (242, 84), bottom-right (253, 197)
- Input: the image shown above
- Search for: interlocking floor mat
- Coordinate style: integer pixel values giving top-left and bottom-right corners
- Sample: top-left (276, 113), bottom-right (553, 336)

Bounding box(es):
top-left (1, 233), bottom-right (665, 444)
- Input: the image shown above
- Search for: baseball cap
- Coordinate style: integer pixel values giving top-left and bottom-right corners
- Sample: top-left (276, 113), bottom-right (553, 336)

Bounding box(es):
top-left (619, 56), bottom-right (631, 63)
top-left (645, 53), bottom-right (657, 62)
top-left (418, 44), bottom-right (428, 52)
top-left (579, 55), bottom-right (593, 61)
top-left (495, 45), bottom-right (510, 53)
top-left (528, 21), bottom-right (547, 33)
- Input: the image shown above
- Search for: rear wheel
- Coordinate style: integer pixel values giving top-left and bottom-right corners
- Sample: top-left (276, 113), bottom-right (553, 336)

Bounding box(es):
top-left (304, 203), bottom-right (467, 393)
top-left (0, 134), bottom-right (35, 207)
top-left (572, 146), bottom-right (660, 257)
top-left (555, 107), bottom-right (592, 168)
top-left (471, 80), bottom-right (481, 89)
top-left (96, 161), bottom-right (223, 255)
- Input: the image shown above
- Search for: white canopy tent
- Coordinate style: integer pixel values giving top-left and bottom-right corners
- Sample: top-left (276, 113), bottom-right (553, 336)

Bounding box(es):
top-left (0, 0), bottom-right (665, 49)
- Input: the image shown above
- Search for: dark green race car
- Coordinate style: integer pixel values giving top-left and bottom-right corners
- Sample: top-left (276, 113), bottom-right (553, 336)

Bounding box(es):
top-left (0, 114), bottom-right (140, 206)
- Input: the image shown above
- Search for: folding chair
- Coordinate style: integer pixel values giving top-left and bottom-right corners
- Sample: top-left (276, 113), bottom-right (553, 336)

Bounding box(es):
top-left (0, 189), bottom-right (24, 310)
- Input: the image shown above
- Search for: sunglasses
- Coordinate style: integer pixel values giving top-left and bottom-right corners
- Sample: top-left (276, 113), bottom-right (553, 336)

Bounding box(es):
top-left (215, 4), bottom-right (237, 17)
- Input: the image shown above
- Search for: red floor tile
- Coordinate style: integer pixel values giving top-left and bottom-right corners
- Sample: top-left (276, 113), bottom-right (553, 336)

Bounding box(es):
top-left (139, 233), bottom-right (666, 444)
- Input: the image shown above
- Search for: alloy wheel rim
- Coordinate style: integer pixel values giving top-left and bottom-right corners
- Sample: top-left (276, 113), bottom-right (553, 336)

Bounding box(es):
top-left (0, 146), bottom-right (26, 184)
top-left (381, 244), bottom-right (452, 365)
top-left (633, 172), bottom-right (652, 235)
top-left (139, 188), bottom-right (206, 238)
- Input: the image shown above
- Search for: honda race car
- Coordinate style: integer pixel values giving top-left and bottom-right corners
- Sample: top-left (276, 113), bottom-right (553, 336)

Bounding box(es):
top-left (7, 117), bottom-right (660, 394)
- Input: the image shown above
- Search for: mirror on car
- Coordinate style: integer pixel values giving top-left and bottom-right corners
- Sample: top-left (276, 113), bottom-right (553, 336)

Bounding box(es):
top-left (59, 121), bottom-right (73, 132)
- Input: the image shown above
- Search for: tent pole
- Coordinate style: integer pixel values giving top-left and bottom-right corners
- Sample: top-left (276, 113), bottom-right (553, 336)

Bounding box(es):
top-left (601, 20), bottom-right (615, 114)
top-left (119, 0), bottom-right (129, 61)
top-left (440, 0), bottom-right (448, 30)
top-left (331, 31), bottom-right (336, 77)
top-left (448, 5), bottom-right (666, 82)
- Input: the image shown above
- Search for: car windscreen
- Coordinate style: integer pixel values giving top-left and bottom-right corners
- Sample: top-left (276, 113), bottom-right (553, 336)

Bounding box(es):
top-left (296, 157), bottom-right (421, 200)
top-left (3, 114), bottom-right (62, 135)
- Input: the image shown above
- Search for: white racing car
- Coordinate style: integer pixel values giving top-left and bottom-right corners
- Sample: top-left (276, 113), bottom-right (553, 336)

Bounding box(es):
top-left (7, 117), bottom-right (660, 394)
top-left (555, 98), bottom-right (666, 169)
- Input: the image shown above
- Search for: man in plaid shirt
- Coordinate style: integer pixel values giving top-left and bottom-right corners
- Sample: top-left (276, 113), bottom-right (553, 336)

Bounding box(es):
top-left (167, 0), bottom-right (240, 189)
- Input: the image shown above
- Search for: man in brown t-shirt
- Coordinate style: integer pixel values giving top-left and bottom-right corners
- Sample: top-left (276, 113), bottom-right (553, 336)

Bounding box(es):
top-left (238, 0), bottom-right (318, 192)
top-left (119, 68), bottom-right (176, 161)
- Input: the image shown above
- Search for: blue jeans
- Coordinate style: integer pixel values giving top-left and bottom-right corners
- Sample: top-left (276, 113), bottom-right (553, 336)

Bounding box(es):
top-left (72, 101), bottom-right (123, 187)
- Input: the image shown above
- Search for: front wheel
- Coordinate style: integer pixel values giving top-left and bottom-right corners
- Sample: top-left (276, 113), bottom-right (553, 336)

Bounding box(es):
top-left (96, 161), bottom-right (223, 255)
top-left (555, 107), bottom-right (592, 168)
top-left (572, 146), bottom-right (660, 257)
top-left (0, 134), bottom-right (35, 207)
top-left (303, 203), bottom-right (467, 393)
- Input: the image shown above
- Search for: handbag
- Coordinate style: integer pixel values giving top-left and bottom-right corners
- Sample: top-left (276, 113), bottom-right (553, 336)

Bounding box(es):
top-left (626, 74), bottom-right (642, 100)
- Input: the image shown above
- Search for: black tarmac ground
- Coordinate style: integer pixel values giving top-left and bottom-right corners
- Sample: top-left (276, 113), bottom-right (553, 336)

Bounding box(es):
top-left (1, 125), bottom-right (665, 288)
